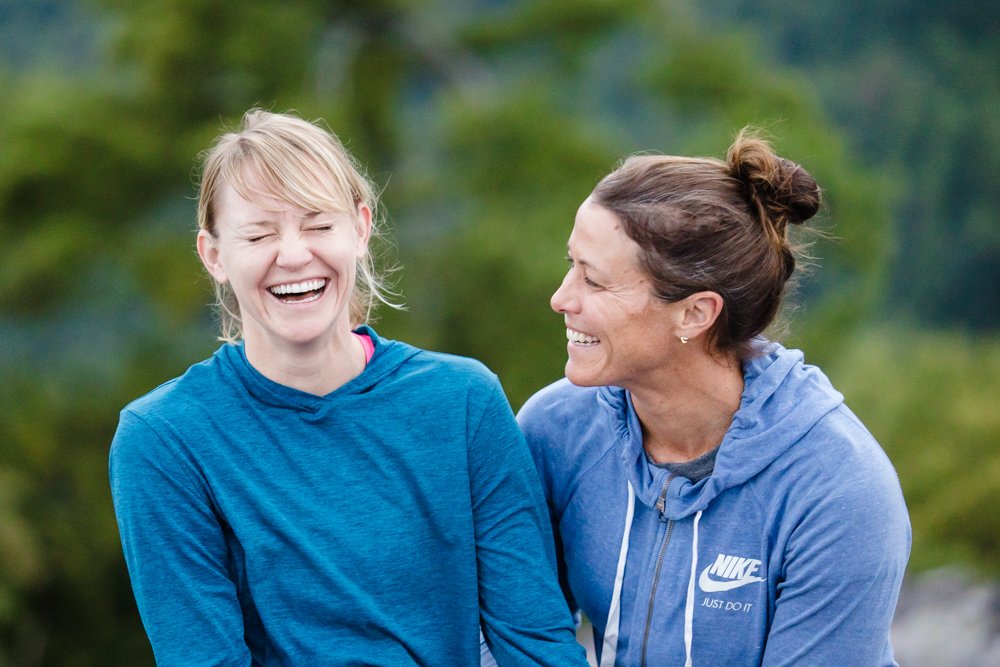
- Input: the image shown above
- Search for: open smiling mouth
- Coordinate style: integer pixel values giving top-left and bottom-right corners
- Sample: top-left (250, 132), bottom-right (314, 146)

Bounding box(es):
top-left (567, 328), bottom-right (600, 345)
top-left (267, 279), bottom-right (328, 304)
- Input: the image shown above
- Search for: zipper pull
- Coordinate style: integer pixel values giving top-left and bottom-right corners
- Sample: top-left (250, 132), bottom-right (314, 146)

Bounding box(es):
top-left (655, 473), bottom-right (676, 523)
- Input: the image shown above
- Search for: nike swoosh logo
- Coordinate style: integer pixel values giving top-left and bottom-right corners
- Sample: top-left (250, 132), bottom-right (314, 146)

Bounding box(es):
top-left (699, 566), bottom-right (765, 593)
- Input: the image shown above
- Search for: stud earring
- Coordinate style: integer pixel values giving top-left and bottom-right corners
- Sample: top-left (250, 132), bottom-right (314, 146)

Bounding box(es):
top-left (679, 336), bottom-right (689, 344)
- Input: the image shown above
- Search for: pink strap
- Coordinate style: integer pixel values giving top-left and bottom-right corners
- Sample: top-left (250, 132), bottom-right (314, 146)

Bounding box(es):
top-left (353, 332), bottom-right (374, 364)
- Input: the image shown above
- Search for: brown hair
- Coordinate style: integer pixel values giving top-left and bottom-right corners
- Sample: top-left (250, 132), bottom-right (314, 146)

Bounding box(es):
top-left (591, 128), bottom-right (821, 360)
top-left (196, 108), bottom-right (399, 342)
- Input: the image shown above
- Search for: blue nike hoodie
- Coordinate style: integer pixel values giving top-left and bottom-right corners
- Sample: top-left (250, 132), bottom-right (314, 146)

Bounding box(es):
top-left (518, 342), bottom-right (910, 666)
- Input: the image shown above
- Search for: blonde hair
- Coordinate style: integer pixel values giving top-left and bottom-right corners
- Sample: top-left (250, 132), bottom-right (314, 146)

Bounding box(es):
top-left (196, 108), bottom-right (399, 342)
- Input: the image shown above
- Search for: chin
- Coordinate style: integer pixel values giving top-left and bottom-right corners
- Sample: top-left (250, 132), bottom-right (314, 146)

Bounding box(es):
top-left (565, 365), bottom-right (603, 388)
top-left (266, 326), bottom-right (330, 348)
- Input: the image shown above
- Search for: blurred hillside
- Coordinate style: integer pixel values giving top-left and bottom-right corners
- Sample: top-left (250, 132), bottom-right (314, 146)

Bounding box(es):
top-left (700, 0), bottom-right (1000, 330)
top-left (0, 0), bottom-right (998, 664)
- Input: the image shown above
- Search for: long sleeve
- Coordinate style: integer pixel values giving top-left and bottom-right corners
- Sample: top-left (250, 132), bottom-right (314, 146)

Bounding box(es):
top-left (109, 409), bottom-right (251, 666)
top-left (469, 382), bottom-right (588, 667)
top-left (518, 397), bottom-right (581, 620)
top-left (761, 459), bottom-right (911, 667)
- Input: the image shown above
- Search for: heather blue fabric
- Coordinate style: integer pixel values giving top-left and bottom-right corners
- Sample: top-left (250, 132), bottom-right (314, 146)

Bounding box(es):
top-left (110, 327), bottom-right (585, 666)
top-left (518, 342), bottom-right (911, 666)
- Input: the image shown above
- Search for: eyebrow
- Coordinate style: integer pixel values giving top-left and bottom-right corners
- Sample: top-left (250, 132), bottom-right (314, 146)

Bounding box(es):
top-left (237, 219), bottom-right (278, 230)
top-left (238, 210), bottom-right (324, 226)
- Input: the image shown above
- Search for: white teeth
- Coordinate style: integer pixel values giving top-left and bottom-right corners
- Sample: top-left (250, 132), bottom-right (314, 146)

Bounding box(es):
top-left (269, 279), bottom-right (326, 295)
top-left (566, 328), bottom-right (599, 344)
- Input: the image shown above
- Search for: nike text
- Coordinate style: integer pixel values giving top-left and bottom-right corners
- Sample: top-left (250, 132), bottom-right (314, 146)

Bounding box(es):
top-left (699, 553), bottom-right (766, 593)
top-left (701, 597), bottom-right (753, 612)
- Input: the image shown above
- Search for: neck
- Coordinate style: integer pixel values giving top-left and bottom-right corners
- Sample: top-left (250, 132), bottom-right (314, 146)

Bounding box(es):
top-left (244, 329), bottom-right (365, 396)
top-left (629, 350), bottom-right (744, 464)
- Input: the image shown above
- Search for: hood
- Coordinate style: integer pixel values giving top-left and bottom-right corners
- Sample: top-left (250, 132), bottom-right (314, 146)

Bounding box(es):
top-left (597, 342), bottom-right (844, 519)
top-left (219, 325), bottom-right (420, 414)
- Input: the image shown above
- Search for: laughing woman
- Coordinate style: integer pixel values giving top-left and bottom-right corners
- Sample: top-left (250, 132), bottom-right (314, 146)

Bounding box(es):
top-left (109, 109), bottom-right (586, 666)
top-left (518, 130), bottom-right (911, 666)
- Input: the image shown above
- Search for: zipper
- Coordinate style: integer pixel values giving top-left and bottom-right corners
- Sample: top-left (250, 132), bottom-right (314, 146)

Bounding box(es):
top-left (641, 474), bottom-right (676, 667)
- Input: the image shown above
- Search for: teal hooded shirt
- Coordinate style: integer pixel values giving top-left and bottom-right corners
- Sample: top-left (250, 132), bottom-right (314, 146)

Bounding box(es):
top-left (110, 328), bottom-right (586, 666)
top-left (518, 342), bottom-right (911, 666)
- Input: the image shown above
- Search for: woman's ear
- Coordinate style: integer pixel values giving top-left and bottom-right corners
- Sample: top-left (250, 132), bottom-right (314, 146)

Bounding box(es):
top-left (355, 203), bottom-right (373, 259)
top-left (676, 291), bottom-right (724, 341)
top-left (197, 229), bottom-right (228, 284)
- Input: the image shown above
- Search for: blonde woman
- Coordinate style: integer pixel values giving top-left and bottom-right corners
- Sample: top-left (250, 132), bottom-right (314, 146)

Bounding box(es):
top-left (109, 109), bottom-right (586, 666)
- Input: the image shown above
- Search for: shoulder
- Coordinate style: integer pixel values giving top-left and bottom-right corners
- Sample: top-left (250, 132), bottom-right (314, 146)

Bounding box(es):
top-left (745, 343), bottom-right (904, 505)
top-left (411, 348), bottom-right (497, 384)
top-left (517, 378), bottom-right (616, 473)
top-left (378, 336), bottom-right (502, 398)
top-left (790, 405), bottom-right (901, 495)
top-left (121, 349), bottom-right (231, 422)
top-left (518, 377), bottom-right (604, 428)
top-left (112, 348), bottom-right (236, 466)
top-left (737, 347), bottom-right (909, 535)
top-left (111, 376), bottom-right (197, 485)
top-left (757, 407), bottom-right (910, 555)
top-left (517, 378), bottom-right (610, 451)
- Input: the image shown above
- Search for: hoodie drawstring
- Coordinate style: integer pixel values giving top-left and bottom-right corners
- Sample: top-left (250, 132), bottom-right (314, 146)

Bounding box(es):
top-left (599, 480), bottom-right (635, 667)
top-left (601, 484), bottom-right (703, 666)
top-left (684, 510), bottom-right (703, 666)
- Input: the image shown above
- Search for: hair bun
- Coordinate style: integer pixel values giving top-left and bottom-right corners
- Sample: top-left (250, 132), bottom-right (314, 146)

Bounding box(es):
top-left (727, 129), bottom-right (821, 229)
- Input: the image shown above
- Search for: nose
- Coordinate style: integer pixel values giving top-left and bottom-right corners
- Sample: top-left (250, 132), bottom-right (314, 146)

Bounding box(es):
top-left (276, 231), bottom-right (312, 269)
top-left (550, 272), bottom-right (578, 314)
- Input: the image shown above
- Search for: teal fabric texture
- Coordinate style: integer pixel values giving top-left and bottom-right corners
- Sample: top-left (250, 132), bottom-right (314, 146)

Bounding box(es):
top-left (110, 327), bottom-right (585, 666)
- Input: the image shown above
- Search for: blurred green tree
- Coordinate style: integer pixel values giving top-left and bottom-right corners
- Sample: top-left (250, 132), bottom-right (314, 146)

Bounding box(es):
top-left (699, 0), bottom-right (1000, 330)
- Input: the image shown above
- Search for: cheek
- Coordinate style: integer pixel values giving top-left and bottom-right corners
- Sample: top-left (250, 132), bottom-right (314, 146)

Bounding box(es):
top-left (218, 250), bottom-right (264, 286)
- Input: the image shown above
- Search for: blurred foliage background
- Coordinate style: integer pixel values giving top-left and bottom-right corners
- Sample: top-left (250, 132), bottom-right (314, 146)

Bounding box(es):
top-left (0, 0), bottom-right (997, 664)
